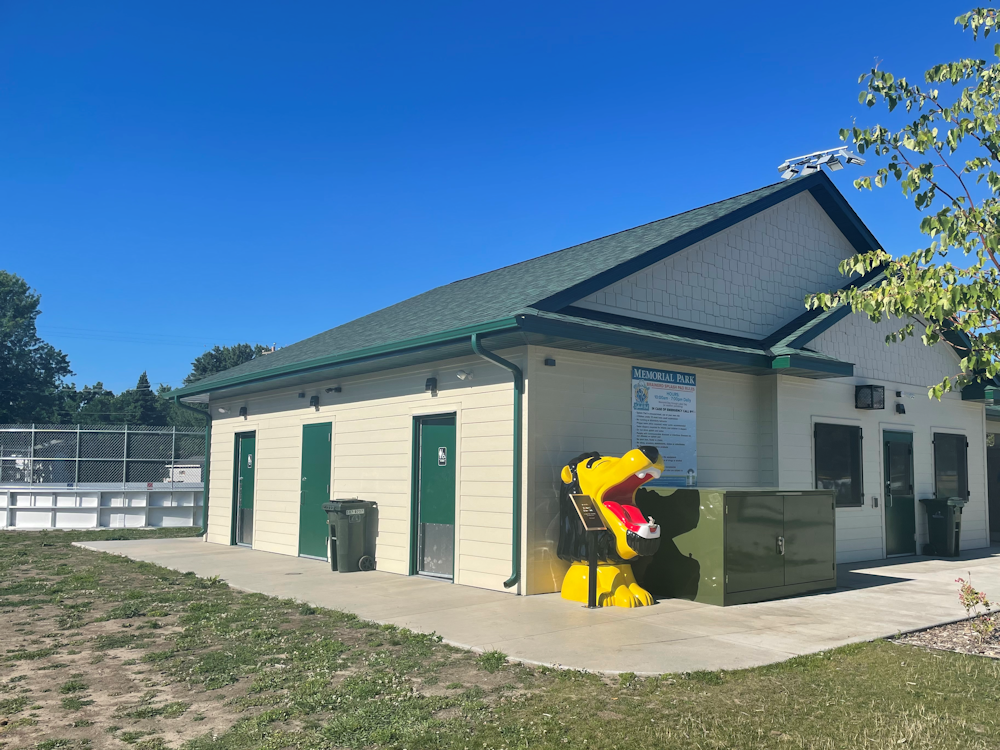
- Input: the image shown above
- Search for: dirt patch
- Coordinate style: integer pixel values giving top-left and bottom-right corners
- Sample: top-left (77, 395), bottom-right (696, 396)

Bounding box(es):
top-left (895, 615), bottom-right (1000, 658)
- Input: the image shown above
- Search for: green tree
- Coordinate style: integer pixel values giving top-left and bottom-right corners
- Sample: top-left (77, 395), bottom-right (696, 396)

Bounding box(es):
top-left (183, 343), bottom-right (270, 386)
top-left (63, 382), bottom-right (118, 424)
top-left (809, 5), bottom-right (1000, 398)
top-left (0, 271), bottom-right (72, 423)
top-left (157, 383), bottom-right (206, 429)
top-left (111, 371), bottom-right (170, 425)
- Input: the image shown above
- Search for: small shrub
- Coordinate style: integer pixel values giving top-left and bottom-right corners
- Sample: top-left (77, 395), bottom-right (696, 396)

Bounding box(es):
top-left (957, 573), bottom-right (996, 644)
top-left (477, 649), bottom-right (508, 673)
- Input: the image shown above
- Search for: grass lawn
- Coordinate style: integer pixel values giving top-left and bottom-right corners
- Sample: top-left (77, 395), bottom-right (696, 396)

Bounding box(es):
top-left (1, 529), bottom-right (999, 749)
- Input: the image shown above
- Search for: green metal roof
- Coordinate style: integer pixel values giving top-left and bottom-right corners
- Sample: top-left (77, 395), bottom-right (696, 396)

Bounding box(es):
top-left (171, 172), bottom-right (875, 400)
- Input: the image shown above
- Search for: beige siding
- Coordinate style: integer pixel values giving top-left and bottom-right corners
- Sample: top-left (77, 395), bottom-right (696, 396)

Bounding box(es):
top-left (206, 352), bottom-right (521, 592)
top-left (775, 374), bottom-right (989, 563)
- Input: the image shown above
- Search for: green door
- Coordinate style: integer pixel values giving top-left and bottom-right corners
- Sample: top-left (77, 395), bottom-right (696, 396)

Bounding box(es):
top-left (299, 423), bottom-right (332, 559)
top-left (415, 416), bottom-right (456, 578)
top-left (884, 431), bottom-right (916, 556)
top-left (782, 493), bottom-right (835, 585)
top-left (725, 494), bottom-right (784, 593)
top-left (235, 433), bottom-right (256, 546)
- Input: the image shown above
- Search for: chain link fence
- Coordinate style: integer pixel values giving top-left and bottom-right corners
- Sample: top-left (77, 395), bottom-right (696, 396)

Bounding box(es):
top-left (0, 425), bottom-right (206, 489)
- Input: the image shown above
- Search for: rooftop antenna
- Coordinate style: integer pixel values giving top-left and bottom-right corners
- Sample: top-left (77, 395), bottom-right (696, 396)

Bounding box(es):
top-left (778, 147), bottom-right (865, 180)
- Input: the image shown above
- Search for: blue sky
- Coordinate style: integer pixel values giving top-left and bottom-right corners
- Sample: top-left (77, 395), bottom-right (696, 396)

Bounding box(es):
top-left (0, 1), bottom-right (980, 393)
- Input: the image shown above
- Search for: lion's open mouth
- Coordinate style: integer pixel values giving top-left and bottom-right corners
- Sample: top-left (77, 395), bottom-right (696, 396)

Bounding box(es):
top-left (600, 468), bottom-right (661, 555)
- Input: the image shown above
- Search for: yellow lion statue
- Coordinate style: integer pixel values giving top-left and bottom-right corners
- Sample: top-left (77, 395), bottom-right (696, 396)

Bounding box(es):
top-left (558, 447), bottom-right (663, 608)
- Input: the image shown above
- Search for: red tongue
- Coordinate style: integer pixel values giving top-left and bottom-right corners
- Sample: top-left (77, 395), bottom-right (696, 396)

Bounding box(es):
top-left (602, 501), bottom-right (649, 532)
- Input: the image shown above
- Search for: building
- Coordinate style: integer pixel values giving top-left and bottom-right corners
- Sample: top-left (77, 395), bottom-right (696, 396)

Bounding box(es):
top-left (169, 171), bottom-right (993, 596)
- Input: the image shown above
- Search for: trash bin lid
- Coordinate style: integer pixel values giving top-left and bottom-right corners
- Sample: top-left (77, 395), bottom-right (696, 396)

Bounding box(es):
top-left (323, 499), bottom-right (376, 512)
top-left (945, 497), bottom-right (969, 506)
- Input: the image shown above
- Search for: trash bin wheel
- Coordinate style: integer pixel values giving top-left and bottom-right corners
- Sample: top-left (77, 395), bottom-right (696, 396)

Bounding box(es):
top-left (358, 555), bottom-right (375, 572)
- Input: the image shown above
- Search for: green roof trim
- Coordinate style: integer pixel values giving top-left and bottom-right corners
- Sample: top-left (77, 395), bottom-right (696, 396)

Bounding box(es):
top-left (168, 172), bottom-right (875, 400)
top-left (169, 318), bottom-right (520, 399)
top-left (962, 382), bottom-right (1000, 404)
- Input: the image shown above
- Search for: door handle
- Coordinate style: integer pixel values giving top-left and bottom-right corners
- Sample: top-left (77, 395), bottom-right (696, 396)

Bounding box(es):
top-left (777, 536), bottom-right (785, 556)
top-left (886, 493), bottom-right (892, 508)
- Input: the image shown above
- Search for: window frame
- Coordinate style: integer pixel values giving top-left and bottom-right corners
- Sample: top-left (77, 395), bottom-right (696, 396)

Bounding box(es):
top-left (933, 431), bottom-right (969, 501)
top-left (814, 422), bottom-right (864, 508)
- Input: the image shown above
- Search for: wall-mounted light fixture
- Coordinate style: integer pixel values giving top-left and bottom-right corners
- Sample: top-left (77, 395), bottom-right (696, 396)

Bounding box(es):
top-left (298, 392), bottom-right (306, 399)
top-left (325, 386), bottom-right (342, 394)
top-left (425, 377), bottom-right (438, 396)
top-left (895, 403), bottom-right (906, 415)
top-left (855, 384), bottom-right (885, 410)
top-left (456, 370), bottom-right (472, 381)
top-left (217, 407), bottom-right (229, 414)
top-left (238, 406), bottom-right (248, 420)
top-left (309, 395), bottom-right (320, 411)
top-left (544, 358), bottom-right (556, 367)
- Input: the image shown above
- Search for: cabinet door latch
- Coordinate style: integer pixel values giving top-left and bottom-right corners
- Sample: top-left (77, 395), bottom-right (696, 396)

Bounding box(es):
top-left (776, 536), bottom-right (785, 556)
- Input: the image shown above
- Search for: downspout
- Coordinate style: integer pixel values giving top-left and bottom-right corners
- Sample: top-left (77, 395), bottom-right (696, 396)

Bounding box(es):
top-left (173, 397), bottom-right (211, 538)
top-left (471, 333), bottom-right (523, 590)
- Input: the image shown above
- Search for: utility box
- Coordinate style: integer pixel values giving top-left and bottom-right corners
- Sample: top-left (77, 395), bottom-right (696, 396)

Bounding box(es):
top-left (632, 488), bottom-right (837, 606)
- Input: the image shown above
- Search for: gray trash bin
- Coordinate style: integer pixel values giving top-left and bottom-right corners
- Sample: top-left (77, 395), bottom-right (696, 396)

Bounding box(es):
top-left (323, 500), bottom-right (378, 572)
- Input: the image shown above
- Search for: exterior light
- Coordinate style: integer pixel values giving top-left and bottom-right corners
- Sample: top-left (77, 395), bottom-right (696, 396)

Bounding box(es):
top-left (855, 384), bottom-right (885, 410)
top-left (778, 147), bottom-right (865, 180)
top-left (217, 407), bottom-right (229, 414)
top-left (456, 370), bottom-right (472, 381)
top-left (425, 377), bottom-right (438, 395)
top-left (309, 395), bottom-right (319, 410)
top-left (238, 406), bottom-right (248, 419)
top-left (298, 392), bottom-right (305, 399)
top-left (895, 403), bottom-right (906, 415)
top-left (544, 358), bottom-right (556, 367)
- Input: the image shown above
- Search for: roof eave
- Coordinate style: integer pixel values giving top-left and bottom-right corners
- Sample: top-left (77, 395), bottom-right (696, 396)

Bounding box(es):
top-left (165, 317), bottom-right (521, 401)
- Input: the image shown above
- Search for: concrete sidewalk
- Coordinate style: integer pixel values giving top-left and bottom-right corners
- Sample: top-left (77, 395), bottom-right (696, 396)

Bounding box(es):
top-left (75, 537), bottom-right (1000, 674)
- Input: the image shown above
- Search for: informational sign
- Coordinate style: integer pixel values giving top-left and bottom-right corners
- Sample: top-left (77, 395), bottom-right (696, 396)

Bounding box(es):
top-left (569, 494), bottom-right (608, 531)
top-left (631, 366), bottom-right (697, 487)
top-left (438, 447), bottom-right (447, 466)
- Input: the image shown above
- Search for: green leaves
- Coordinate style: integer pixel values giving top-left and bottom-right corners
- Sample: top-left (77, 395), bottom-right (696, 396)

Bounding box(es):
top-left (806, 6), bottom-right (1000, 399)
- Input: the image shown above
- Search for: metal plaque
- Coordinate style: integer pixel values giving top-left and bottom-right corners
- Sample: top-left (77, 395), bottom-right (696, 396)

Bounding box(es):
top-left (570, 494), bottom-right (607, 531)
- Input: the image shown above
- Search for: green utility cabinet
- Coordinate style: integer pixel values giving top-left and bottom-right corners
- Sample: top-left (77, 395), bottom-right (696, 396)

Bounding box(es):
top-left (633, 488), bottom-right (837, 606)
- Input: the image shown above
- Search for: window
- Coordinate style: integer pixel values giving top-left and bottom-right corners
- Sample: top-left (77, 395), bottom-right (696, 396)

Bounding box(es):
top-left (934, 433), bottom-right (968, 500)
top-left (815, 423), bottom-right (863, 507)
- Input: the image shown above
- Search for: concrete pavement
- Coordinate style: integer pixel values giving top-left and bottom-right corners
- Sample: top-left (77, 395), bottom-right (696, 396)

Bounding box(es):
top-left (74, 537), bottom-right (1000, 674)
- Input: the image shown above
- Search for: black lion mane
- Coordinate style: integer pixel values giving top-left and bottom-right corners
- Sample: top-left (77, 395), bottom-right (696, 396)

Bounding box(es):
top-left (556, 451), bottom-right (625, 564)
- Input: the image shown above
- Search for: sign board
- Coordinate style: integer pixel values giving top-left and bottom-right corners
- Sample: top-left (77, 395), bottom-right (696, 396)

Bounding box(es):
top-left (438, 447), bottom-right (447, 466)
top-left (570, 494), bottom-right (607, 531)
top-left (631, 366), bottom-right (697, 487)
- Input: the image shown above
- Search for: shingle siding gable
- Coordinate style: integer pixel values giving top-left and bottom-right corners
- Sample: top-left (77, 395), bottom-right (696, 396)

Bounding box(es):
top-left (573, 192), bottom-right (857, 339)
top-left (810, 312), bottom-right (961, 388)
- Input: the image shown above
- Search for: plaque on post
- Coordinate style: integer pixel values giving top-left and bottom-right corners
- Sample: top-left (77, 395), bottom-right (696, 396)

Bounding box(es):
top-left (569, 494), bottom-right (607, 531)
top-left (570, 494), bottom-right (606, 607)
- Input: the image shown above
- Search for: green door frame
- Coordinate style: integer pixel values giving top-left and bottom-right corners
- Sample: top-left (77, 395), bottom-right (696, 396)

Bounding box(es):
top-left (883, 430), bottom-right (916, 557)
top-left (409, 414), bottom-right (457, 578)
top-left (230, 431), bottom-right (256, 546)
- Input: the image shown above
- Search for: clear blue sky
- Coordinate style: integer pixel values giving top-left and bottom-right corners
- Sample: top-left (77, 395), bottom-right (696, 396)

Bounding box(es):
top-left (0, 1), bottom-right (978, 393)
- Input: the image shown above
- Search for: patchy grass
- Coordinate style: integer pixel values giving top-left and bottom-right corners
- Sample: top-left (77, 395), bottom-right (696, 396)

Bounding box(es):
top-left (2, 528), bottom-right (1000, 749)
